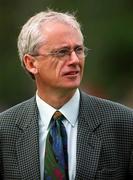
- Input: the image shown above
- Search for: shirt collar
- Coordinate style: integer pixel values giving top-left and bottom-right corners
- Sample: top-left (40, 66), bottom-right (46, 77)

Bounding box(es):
top-left (59, 89), bottom-right (80, 127)
top-left (36, 89), bottom-right (80, 129)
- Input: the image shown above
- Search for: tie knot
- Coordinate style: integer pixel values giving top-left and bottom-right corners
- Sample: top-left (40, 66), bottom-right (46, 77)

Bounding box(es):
top-left (53, 111), bottom-right (63, 121)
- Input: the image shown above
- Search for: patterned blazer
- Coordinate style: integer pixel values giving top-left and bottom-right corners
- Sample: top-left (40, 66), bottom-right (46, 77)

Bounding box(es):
top-left (0, 91), bottom-right (133, 180)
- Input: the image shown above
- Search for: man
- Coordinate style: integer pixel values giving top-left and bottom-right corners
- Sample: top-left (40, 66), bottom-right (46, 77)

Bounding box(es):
top-left (0, 10), bottom-right (133, 180)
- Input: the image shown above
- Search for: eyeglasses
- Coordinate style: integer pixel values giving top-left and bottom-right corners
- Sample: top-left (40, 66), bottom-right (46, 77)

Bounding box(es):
top-left (31, 46), bottom-right (91, 61)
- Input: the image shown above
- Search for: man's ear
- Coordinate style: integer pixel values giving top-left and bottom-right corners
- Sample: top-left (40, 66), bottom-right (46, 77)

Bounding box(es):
top-left (23, 54), bottom-right (38, 75)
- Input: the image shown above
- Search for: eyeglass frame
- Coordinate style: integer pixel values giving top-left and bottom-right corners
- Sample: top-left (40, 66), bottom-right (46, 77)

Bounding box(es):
top-left (29, 46), bottom-right (91, 60)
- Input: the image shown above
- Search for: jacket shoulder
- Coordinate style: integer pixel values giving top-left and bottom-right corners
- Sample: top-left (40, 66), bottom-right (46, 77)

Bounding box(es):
top-left (80, 91), bottom-right (133, 118)
top-left (0, 97), bottom-right (36, 123)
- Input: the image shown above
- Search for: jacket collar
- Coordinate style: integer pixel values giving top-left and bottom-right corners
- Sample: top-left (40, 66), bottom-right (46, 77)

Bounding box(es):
top-left (15, 92), bottom-right (102, 179)
top-left (76, 91), bottom-right (102, 179)
top-left (15, 97), bottom-right (41, 179)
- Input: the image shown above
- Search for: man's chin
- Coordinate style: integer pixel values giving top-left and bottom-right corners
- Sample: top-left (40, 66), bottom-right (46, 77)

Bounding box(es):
top-left (61, 83), bottom-right (80, 90)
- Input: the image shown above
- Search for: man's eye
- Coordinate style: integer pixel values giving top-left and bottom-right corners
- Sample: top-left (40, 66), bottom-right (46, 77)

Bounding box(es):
top-left (57, 49), bottom-right (69, 57)
top-left (75, 47), bottom-right (83, 54)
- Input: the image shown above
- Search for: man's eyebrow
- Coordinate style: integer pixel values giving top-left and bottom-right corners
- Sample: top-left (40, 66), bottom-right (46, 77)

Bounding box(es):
top-left (52, 44), bottom-right (84, 51)
top-left (50, 46), bottom-right (69, 53)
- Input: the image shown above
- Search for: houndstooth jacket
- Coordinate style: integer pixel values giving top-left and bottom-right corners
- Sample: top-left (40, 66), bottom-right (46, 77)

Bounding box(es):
top-left (0, 91), bottom-right (133, 180)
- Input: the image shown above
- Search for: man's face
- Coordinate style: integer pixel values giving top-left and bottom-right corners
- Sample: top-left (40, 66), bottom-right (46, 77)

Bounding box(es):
top-left (31, 22), bottom-right (85, 93)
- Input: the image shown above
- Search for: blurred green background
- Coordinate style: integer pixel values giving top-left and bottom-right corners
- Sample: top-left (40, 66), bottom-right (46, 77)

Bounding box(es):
top-left (0, 0), bottom-right (133, 111)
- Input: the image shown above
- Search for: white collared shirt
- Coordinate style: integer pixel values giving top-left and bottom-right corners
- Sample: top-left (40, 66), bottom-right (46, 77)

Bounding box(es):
top-left (36, 89), bottom-right (80, 180)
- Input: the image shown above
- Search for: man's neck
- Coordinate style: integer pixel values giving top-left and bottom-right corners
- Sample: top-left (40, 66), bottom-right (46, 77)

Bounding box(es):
top-left (37, 88), bottom-right (77, 109)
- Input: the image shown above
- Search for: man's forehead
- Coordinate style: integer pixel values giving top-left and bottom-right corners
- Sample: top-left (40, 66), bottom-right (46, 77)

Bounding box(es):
top-left (40, 21), bottom-right (80, 34)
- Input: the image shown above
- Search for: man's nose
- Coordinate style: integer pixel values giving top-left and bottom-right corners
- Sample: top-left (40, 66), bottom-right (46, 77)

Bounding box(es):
top-left (69, 51), bottom-right (80, 63)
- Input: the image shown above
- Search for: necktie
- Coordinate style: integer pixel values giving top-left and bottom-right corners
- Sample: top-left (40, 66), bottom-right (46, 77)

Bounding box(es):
top-left (44, 111), bottom-right (69, 180)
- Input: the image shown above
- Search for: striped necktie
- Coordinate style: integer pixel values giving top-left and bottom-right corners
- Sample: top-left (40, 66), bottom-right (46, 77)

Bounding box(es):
top-left (44, 111), bottom-right (69, 180)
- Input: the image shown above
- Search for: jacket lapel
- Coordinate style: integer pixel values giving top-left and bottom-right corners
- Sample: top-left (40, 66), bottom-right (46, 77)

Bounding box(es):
top-left (76, 92), bottom-right (102, 179)
top-left (15, 97), bottom-right (40, 180)
top-left (14, 92), bottom-right (102, 179)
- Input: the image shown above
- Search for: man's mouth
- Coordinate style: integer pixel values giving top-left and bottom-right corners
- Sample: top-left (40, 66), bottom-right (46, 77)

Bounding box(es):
top-left (63, 70), bottom-right (79, 76)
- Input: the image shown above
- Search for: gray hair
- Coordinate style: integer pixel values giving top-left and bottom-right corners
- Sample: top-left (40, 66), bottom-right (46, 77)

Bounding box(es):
top-left (17, 9), bottom-right (83, 67)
